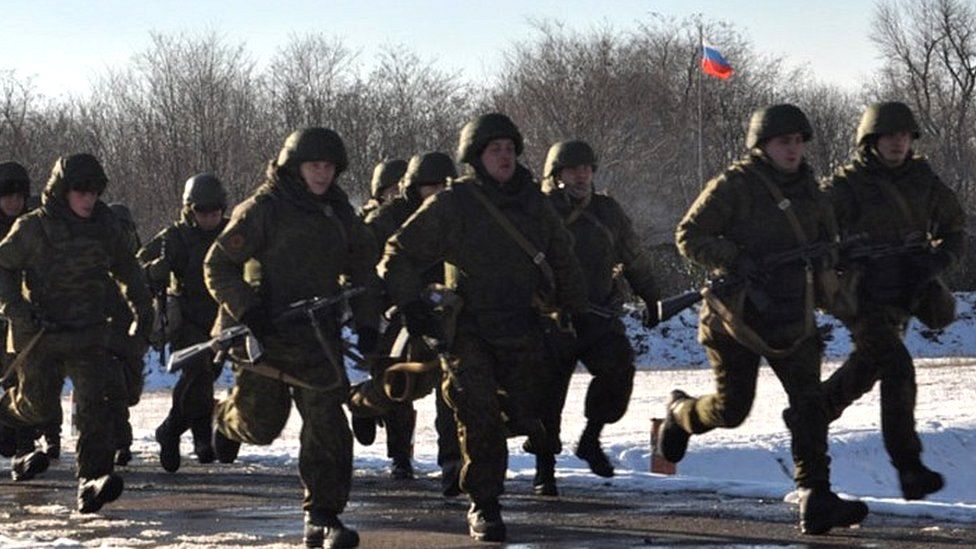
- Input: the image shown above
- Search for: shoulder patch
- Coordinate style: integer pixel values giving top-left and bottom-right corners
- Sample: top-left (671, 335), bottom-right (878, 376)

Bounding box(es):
top-left (226, 233), bottom-right (246, 250)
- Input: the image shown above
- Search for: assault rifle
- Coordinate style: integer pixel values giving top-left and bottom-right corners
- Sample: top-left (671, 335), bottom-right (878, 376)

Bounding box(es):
top-left (657, 238), bottom-right (850, 323)
top-left (840, 230), bottom-right (932, 263)
top-left (166, 325), bottom-right (262, 373)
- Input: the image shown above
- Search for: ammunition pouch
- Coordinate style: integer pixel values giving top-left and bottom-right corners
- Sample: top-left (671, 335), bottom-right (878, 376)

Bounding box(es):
top-left (911, 277), bottom-right (956, 330)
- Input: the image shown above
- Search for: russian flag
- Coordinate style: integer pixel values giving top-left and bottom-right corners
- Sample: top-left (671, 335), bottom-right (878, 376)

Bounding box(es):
top-left (701, 44), bottom-right (733, 80)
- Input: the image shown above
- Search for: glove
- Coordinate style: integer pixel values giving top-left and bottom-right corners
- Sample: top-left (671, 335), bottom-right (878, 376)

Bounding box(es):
top-left (240, 306), bottom-right (277, 341)
top-left (401, 300), bottom-right (442, 341)
top-left (357, 326), bottom-right (379, 355)
top-left (641, 302), bottom-right (660, 329)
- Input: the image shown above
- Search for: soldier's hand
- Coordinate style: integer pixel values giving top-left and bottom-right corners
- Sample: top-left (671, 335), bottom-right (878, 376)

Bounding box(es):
top-left (357, 326), bottom-right (379, 354)
top-left (240, 306), bottom-right (277, 342)
top-left (401, 300), bottom-right (442, 340)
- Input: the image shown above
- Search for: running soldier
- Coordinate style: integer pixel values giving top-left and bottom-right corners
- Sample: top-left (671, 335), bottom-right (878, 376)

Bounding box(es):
top-left (660, 105), bottom-right (869, 535)
top-left (140, 173), bottom-right (230, 472)
top-left (205, 128), bottom-right (381, 548)
top-left (0, 153), bottom-right (153, 513)
top-left (380, 113), bottom-right (587, 542)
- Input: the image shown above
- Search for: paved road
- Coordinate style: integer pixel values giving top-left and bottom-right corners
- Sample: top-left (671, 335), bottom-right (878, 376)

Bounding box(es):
top-left (1, 456), bottom-right (973, 547)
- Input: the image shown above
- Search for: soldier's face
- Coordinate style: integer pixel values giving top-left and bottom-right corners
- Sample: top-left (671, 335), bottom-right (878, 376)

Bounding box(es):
top-left (192, 207), bottom-right (224, 231)
top-left (559, 164), bottom-right (594, 199)
top-left (380, 184), bottom-right (399, 203)
top-left (480, 138), bottom-right (517, 183)
top-left (0, 193), bottom-right (25, 217)
top-left (875, 131), bottom-right (913, 167)
top-left (299, 160), bottom-right (336, 196)
top-left (418, 182), bottom-right (445, 200)
top-left (67, 189), bottom-right (99, 218)
top-left (762, 133), bottom-right (806, 173)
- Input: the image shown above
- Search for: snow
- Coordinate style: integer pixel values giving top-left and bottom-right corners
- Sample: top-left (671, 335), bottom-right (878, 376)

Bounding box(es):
top-left (11, 292), bottom-right (976, 545)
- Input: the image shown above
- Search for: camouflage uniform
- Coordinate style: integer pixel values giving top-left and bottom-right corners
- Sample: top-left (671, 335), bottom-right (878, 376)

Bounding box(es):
top-left (359, 159), bottom-right (407, 220)
top-left (205, 128), bottom-right (381, 540)
top-left (820, 102), bottom-right (965, 500)
top-left (0, 153), bottom-right (152, 512)
top-left (666, 105), bottom-right (867, 535)
top-left (139, 173), bottom-right (230, 471)
top-left (533, 141), bottom-right (660, 490)
top-left (103, 203), bottom-right (148, 466)
top-left (352, 153), bottom-right (461, 483)
top-left (380, 114), bottom-right (587, 541)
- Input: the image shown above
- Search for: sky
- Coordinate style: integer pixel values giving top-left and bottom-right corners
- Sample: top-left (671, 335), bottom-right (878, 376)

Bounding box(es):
top-left (2, 0), bottom-right (881, 97)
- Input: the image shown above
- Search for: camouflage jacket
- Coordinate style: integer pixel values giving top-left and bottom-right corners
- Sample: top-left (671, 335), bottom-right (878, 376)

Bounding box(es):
top-left (0, 170), bottom-right (152, 349)
top-left (676, 153), bottom-right (835, 335)
top-left (823, 148), bottom-right (966, 306)
top-left (380, 166), bottom-right (587, 339)
top-left (139, 211), bottom-right (229, 331)
top-left (205, 170), bottom-right (382, 343)
top-left (365, 190), bottom-right (443, 287)
top-left (544, 186), bottom-right (660, 309)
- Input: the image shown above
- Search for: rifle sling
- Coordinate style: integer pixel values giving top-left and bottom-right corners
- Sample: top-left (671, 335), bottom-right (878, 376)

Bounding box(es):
top-left (466, 184), bottom-right (557, 292)
top-left (562, 192), bottom-right (616, 247)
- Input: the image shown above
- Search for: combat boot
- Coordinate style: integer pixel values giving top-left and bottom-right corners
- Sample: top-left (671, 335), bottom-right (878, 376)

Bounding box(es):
top-left (213, 427), bottom-right (241, 464)
top-left (303, 509), bottom-right (359, 548)
top-left (532, 453), bottom-right (558, 496)
top-left (798, 486), bottom-right (868, 535)
top-left (898, 462), bottom-right (944, 500)
top-left (575, 422), bottom-right (614, 478)
top-left (441, 459), bottom-right (462, 497)
top-left (659, 389), bottom-right (693, 463)
top-left (389, 457), bottom-right (415, 480)
top-left (191, 418), bottom-right (215, 464)
top-left (155, 421), bottom-right (181, 473)
top-left (11, 450), bottom-right (50, 481)
top-left (77, 473), bottom-right (124, 514)
top-left (467, 499), bottom-right (505, 542)
top-left (114, 447), bottom-right (133, 466)
top-left (351, 416), bottom-right (376, 446)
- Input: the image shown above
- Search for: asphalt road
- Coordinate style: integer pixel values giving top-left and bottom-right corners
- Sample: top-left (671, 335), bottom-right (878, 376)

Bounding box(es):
top-left (1, 455), bottom-right (973, 547)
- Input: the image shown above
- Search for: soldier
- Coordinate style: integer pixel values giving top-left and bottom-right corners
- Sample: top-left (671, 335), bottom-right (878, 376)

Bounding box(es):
top-left (0, 160), bottom-right (54, 478)
top-left (351, 152), bottom-right (462, 489)
top-left (205, 128), bottom-right (381, 548)
top-left (0, 153), bottom-right (152, 513)
top-left (139, 173), bottom-right (230, 472)
top-left (380, 113), bottom-right (587, 542)
top-left (659, 105), bottom-right (869, 535)
top-left (530, 141), bottom-right (661, 495)
top-left (104, 203), bottom-right (148, 466)
top-left (359, 159), bottom-right (407, 219)
top-left (818, 101), bottom-right (964, 500)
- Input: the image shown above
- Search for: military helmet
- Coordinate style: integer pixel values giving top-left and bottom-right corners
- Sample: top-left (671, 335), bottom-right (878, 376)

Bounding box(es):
top-left (456, 113), bottom-right (524, 164)
top-left (402, 152), bottom-right (457, 190)
top-left (0, 161), bottom-right (30, 196)
top-left (276, 127), bottom-right (348, 174)
top-left (370, 159), bottom-right (408, 198)
top-left (182, 172), bottom-right (227, 209)
top-left (745, 104), bottom-right (813, 149)
top-left (543, 141), bottom-right (598, 179)
top-left (855, 101), bottom-right (920, 145)
top-left (59, 153), bottom-right (108, 194)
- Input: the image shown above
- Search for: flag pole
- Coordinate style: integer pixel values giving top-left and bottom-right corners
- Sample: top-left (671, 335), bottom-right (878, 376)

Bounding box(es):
top-left (697, 20), bottom-right (704, 189)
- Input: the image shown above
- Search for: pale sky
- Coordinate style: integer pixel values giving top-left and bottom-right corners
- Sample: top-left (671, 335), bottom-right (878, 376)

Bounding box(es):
top-left (3, 0), bottom-right (880, 97)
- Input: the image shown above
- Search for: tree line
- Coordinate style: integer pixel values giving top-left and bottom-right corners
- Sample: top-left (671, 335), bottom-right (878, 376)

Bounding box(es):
top-left (2, 0), bottom-right (974, 290)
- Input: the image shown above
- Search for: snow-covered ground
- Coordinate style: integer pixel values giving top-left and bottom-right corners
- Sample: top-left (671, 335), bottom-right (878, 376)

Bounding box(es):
top-left (31, 293), bottom-right (976, 529)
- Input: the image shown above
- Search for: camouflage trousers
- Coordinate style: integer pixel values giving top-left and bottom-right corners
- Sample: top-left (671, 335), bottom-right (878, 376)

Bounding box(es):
top-left (674, 328), bottom-right (831, 489)
top-left (0, 327), bottom-right (120, 479)
top-left (160, 324), bottom-right (221, 441)
top-left (441, 329), bottom-right (546, 503)
top-left (822, 303), bottom-right (922, 470)
top-left (215, 347), bottom-right (352, 514)
top-left (534, 316), bottom-right (635, 453)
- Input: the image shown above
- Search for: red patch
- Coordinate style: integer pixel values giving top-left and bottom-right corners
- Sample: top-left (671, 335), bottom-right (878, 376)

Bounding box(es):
top-left (226, 234), bottom-right (246, 250)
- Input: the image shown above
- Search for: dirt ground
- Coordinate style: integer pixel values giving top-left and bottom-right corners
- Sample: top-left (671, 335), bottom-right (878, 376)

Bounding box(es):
top-left (1, 453), bottom-right (974, 548)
